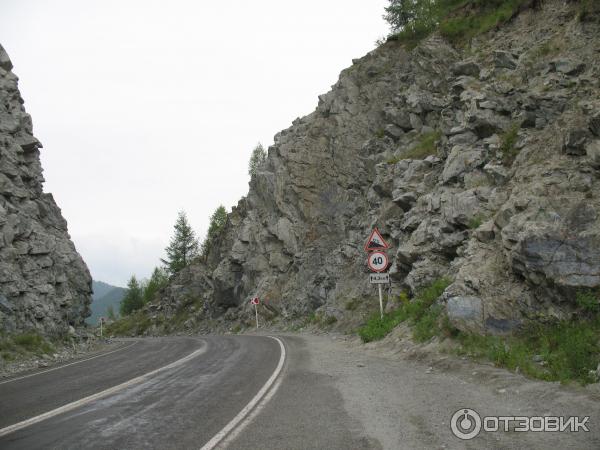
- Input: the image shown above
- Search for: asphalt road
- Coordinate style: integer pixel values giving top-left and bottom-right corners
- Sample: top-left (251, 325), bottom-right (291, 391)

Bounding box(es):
top-left (0, 335), bottom-right (281, 450)
top-left (2, 334), bottom-right (599, 449)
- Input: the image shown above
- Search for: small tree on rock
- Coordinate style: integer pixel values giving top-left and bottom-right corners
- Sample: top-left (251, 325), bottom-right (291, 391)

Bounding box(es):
top-left (161, 211), bottom-right (199, 275)
top-left (143, 267), bottom-right (169, 304)
top-left (384, 0), bottom-right (440, 33)
top-left (248, 142), bottom-right (267, 176)
top-left (200, 205), bottom-right (228, 257)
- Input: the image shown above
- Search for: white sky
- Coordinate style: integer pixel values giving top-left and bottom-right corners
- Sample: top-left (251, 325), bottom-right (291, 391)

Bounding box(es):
top-left (0, 0), bottom-right (388, 287)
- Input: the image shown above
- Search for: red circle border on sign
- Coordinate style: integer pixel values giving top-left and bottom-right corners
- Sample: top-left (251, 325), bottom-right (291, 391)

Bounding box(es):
top-left (367, 251), bottom-right (388, 273)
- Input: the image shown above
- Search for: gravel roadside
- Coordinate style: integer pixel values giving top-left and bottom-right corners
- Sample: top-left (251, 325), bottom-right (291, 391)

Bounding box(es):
top-left (292, 331), bottom-right (600, 449)
top-left (0, 337), bottom-right (125, 381)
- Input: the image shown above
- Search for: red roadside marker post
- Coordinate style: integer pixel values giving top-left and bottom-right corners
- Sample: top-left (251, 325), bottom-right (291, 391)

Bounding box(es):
top-left (365, 228), bottom-right (391, 319)
top-left (251, 297), bottom-right (260, 329)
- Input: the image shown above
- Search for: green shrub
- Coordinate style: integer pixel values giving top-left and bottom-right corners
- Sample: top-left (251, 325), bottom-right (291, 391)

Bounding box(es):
top-left (383, 1), bottom-right (532, 48)
top-left (358, 277), bottom-right (451, 342)
top-left (323, 315), bottom-right (338, 326)
top-left (400, 131), bottom-right (441, 160)
top-left (0, 332), bottom-right (54, 360)
top-left (375, 128), bottom-right (385, 139)
top-left (576, 289), bottom-right (600, 313)
top-left (105, 311), bottom-right (152, 336)
top-left (345, 298), bottom-right (361, 311)
top-left (454, 318), bottom-right (600, 385)
top-left (467, 215), bottom-right (483, 229)
top-left (439, 0), bottom-right (530, 45)
top-left (499, 123), bottom-right (520, 165)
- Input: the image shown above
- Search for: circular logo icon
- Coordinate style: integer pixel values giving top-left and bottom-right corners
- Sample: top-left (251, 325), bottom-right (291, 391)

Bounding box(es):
top-left (367, 251), bottom-right (389, 273)
top-left (450, 408), bottom-right (482, 440)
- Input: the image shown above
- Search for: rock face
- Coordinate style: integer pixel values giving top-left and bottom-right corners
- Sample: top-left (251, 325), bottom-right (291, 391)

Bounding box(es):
top-left (148, 1), bottom-right (600, 335)
top-left (0, 44), bottom-right (92, 335)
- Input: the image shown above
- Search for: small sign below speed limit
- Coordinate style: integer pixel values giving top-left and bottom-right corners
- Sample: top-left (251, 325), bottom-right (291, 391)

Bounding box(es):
top-left (367, 251), bottom-right (388, 273)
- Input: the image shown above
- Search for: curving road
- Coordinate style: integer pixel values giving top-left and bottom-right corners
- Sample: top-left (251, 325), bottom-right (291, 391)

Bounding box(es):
top-left (0, 336), bottom-right (282, 450)
top-left (2, 334), bottom-right (598, 449)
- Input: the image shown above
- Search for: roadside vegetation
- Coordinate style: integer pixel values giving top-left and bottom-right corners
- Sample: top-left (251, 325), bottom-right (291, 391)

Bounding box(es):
top-left (383, 0), bottom-right (546, 48)
top-left (0, 332), bottom-right (55, 362)
top-left (357, 280), bottom-right (600, 385)
top-left (451, 317), bottom-right (600, 385)
top-left (358, 278), bottom-right (451, 343)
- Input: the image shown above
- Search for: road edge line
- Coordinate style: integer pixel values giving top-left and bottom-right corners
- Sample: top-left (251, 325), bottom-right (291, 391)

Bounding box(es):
top-left (0, 340), bottom-right (140, 386)
top-left (0, 342), bottom-right (207, 438)
top-left (199, 336), bottom-right (286, 450)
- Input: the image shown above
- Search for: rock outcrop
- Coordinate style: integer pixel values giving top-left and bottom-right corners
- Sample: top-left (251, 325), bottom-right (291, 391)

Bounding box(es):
top-left (146, 1), bottom-right (600, 335)
top-left (0, 44), bottom-right (92, 335)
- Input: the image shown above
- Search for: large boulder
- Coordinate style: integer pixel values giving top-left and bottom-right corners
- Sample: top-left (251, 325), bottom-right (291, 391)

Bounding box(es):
top-left (447, 296), bottom-right (484, 333)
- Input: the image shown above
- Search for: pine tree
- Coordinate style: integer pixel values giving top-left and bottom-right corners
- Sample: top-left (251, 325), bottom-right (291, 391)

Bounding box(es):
top-left (161, 211), bottom-right (199, 275)
top-left (120, 275), bottom-right (144, 316)
top-left (248, 142), bottom-right (267, 176)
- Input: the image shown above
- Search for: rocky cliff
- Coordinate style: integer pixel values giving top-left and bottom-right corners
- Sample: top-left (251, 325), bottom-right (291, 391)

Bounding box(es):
top-left (145, 1), bottom-right (600, 335)
top-left (0, 45), bottom-right (92, 335)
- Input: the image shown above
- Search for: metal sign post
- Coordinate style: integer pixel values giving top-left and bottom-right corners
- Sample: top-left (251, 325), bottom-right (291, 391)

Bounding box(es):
top-left (378, 284), bottom-right (384, 319)
top-left (365, 228), bottom-right (391, 320)
top-left (99, 317), bottom-right (104, 338)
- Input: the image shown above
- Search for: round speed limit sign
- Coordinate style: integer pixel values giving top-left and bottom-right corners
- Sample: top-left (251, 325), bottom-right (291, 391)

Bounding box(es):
top-left (368, 251), bottom-right (388, 273)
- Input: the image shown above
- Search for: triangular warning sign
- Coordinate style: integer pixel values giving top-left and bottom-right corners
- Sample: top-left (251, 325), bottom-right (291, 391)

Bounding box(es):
top-left (364, 228), bottom-right (390, 252)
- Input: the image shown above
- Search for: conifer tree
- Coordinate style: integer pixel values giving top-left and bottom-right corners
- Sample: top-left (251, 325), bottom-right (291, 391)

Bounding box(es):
top-left (161, 211), bottom-right (199, 275)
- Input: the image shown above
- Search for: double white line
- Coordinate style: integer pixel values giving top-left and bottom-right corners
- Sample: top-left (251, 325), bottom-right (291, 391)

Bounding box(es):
top-left (0, 343), bottom-right (207, 438)
top-left (0, 336), bottom-right (287, 449)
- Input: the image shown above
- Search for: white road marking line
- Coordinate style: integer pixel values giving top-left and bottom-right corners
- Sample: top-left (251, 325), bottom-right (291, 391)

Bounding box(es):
top-left (0, 341), bottom-right (139, 386)
top-left (199, 336), bottom-right (286, 450)
top-left (0, 342), bottom-right (207, 438)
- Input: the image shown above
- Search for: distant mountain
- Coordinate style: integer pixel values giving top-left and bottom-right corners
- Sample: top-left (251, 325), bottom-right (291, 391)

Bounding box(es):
top-left (87, 280), bottom-right (126, 325)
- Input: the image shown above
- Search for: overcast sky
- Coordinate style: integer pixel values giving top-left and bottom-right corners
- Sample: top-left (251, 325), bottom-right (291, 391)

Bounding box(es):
top-left (0, 0), bottom-right (388, 287)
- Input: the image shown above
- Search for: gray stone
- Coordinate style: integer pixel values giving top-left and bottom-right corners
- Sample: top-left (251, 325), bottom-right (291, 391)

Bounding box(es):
top-left (384, 124), bottom-right (404, 140)
top-left (452, 60), bottom-right (481, 77)
top-left (383, 106), bottom-right (413, 131)
top-left (0, 44), bottom-right (12, 71)
top-left (563, 129), bottom-right (589, 155)
top-left (475, 221), bottom-right (495, 243)
top-left (483, 163), bottom-right (509, 185)
top-left (0, 294), bottom-right (13, 314)
top-left (512, 234), bottom-right (600, 290)
top-left (393, 192), bottom-right (417, 212)
top-left (447, 296), bottom-right (484, 333)
top-left (113, 18), bottom-right (600, 338)
top-left (442, 146), bottom-right (485, 184)
top-left (0, 46), bottom-right (92, 335)
top-left (589, 113), bottom-right (600, 137)
top-left (550, 59), bottom-right (586, 76)
top-left (586, 140), bottom-right (600, 168)
top-left (494, 51), bottom-right (517, 70)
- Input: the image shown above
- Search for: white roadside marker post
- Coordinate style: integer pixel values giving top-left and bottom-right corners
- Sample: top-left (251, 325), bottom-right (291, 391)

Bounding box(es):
top-left (99, 317), bottom-right (103, 338)
top-left (251, 297), bottom-right (260, 329)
